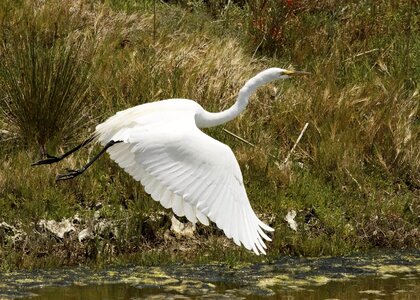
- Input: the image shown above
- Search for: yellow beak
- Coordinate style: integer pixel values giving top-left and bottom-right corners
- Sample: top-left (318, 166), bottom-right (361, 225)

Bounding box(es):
top-left (283, 69), bottom-right (311, 76)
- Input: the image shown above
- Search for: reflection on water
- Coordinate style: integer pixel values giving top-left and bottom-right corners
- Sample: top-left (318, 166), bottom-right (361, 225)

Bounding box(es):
top-left (0, 251), bottom-right (418, 299)
top-left (23, 275), bottom-right (420, 300)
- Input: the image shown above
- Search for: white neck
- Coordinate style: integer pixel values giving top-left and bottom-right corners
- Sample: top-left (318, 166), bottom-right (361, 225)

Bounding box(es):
top-left (195, 68), bottom-right (282, 128)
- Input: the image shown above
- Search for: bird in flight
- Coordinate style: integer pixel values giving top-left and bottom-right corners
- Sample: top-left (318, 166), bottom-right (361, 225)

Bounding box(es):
top-left (33, 68), bottom-right (309, 255)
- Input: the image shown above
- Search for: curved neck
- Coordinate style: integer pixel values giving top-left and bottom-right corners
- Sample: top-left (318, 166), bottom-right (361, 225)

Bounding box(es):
top-left (196, 70), bottom-right (278, 128)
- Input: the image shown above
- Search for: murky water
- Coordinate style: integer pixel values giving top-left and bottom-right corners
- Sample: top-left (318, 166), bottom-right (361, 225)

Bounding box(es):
top-left (0, 251), bottom-right (418, 299)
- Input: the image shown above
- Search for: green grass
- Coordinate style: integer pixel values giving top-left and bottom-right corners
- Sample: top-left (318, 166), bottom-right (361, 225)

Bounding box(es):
top-left (0, 0), bottom-right (419, 270)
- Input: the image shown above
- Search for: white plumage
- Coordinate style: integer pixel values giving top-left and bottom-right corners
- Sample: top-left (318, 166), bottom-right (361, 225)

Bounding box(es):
top-left (95, 99), bottom-right (273, 254)
top-left (66, 68), bottom-right (308, 255)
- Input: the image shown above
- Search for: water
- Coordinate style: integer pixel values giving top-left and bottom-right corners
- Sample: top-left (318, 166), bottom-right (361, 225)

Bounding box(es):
top-left (0, 251), bottom-right (418, 299)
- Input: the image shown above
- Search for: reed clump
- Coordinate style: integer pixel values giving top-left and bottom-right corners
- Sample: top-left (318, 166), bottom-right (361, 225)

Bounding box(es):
top-left (0, 2), bottom-right (94, 154)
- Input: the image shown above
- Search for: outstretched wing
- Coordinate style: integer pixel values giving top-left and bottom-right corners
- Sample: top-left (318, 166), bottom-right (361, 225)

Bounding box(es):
top-left (102, 108), bottom-right (273, 255)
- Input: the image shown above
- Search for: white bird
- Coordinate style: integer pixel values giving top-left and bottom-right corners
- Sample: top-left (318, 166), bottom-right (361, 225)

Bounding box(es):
top-left (33, 68), bottom-right (309, 255)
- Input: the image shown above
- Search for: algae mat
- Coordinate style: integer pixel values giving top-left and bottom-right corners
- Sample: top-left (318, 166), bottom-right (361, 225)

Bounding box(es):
top-left (0, 251), bottom-right (418, 299)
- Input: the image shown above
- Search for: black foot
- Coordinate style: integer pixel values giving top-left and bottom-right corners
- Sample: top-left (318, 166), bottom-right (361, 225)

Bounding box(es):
top-left (55, 169), bottom-right (84, 181)
top-left (31, 154), bottom-right (61, 166)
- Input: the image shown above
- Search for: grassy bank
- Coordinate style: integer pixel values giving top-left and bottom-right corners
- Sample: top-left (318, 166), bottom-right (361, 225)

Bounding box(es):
top-left (0, 0), bottom-right (419, 271)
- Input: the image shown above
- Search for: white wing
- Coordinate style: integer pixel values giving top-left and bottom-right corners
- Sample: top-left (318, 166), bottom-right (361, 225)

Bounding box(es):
top-left (98, 104), bottom-right (273, 255)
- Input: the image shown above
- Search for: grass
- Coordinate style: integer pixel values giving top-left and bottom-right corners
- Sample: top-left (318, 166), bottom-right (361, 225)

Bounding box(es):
top-left (0, 0), bottom-right (419, 270)
top-left (0, 2), bottom-right (93, 153)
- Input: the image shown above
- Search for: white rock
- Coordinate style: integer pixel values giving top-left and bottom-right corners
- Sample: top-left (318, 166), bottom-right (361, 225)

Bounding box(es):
top-left (0, 221), bottom-right (15, 232)
top-left (72, 213), bottom-right (82, 224)
top-left (170, 215), bottom-right (196, 237)
top-left (38, 219), bottom-right (75, 239)
top-left (0, 221), bottom-right (24, 243)
top-left (78, 227), bottom-right (93, 242)
top-left (284, 210), bottom-right (298, 231)
top-left (94, 210), bottom-right (101, 220)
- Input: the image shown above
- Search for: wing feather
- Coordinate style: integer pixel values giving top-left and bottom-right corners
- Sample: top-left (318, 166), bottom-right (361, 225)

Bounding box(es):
top-left (196, 209), bottom-right (209, 226)
top-left (160, 189), bottom-right (173, 209)
top-left (237, 208), bottom-right (250, 249)
top-left (206, 176), bottom-right (226, 220)
top-left (212, 177), bottom-right (230, 230)
top-left (141, 173), bottom-right (154, 189)
top-left (144, 176), bottom-right (159, 195)
top-left (99, 106), bottom-right (273, 254)
top-left (231, 202), bottom-right (240, 246)
top-left (172, 194), bottom-right (184, 217)
top-left (151, 185), bottom-right (165, 203)
top-left (183, 167), bottom-right (210, 199)
top-left (183, 201), bottom-right (197, 223)
top-left (220, 185), bottom-right (233, 239)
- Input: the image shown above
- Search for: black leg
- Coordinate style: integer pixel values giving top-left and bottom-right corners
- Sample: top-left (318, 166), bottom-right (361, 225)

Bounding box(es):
top-left (32, 136), bottom-right (96, 166)
top-left (56, 140), bottom-right (122, 182)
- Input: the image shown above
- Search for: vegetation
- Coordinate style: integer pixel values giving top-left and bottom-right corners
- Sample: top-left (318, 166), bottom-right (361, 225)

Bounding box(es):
top-left (0, 0), bottom-right (418, 271)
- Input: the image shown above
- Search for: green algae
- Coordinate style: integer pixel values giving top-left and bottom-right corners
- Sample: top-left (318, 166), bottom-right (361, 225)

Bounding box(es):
top-left (0, 251), bottom-right (418, 299)
top-left (359, 289), bottom-right (386, 296)
top-left (307, 275), bottom-right (331, 285)
top-left (257, 274), bottom-right (291, 288)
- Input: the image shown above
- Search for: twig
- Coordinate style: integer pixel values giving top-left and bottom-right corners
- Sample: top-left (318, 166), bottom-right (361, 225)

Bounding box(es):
top-left (223, 124), bottom-right (309, 164)
top-left (344, 167), bottom-right (362, 191)
top-left (283, 122), bottom-right (309, 165)
top-left (222, 128), bottom-right (278, 160)
top-left (250, 37), bottom-right (265, 63)
top-left (223, 128), bottom-right (255, 147)
top-left (344, 48), bottom-right (379, 62)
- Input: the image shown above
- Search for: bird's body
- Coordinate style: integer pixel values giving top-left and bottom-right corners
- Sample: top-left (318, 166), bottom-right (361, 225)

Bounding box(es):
top-left (95, 98), bottom-right (274, 255)
top-left (35, 67), bottom-right (309, 255)
top-left (96, 99), bottom-right (201, 142)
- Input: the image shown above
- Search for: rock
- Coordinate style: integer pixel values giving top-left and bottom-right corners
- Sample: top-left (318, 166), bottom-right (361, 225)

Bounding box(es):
top-left (94, 210), bottom-right (101, 220)
top-left (0, 129), bottom-right (12, 136)
top-left (170, 215), bottom-right (196, 237)
top-left (78, 227), bottom-right (94, 242)
top-left (0, 221), bottom-right (25, 244)
top-left (284, 210), bottom-right (298, 231)
top-left (0, 221), bottom-right (15, 233)
top-left (94, 219), bottom-right (119, 239)
top-left (38, 219), bottom-right (75, 239)
top-left (95, 220), bottom-right (109, 234)
top-left (148, 211), bottom-right (167, 222)
top-left (72, 213), bottom-right (82, 224)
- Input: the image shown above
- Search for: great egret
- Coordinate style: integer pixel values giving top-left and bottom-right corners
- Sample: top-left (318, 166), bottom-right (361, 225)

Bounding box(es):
top-left (33, 68), bottom-right (309, 255)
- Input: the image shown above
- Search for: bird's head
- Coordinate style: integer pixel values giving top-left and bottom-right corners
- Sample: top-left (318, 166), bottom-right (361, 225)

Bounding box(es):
top-left (252, 68), bottom-right (310, 85)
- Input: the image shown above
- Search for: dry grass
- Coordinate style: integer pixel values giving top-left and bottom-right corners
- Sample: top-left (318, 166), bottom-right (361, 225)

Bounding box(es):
top-left (0, 0), bottom-right (418, 269)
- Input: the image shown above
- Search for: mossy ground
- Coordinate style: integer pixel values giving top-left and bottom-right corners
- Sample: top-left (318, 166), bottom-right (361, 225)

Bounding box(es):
top-left (0, 0), bottom-right (419, 271)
